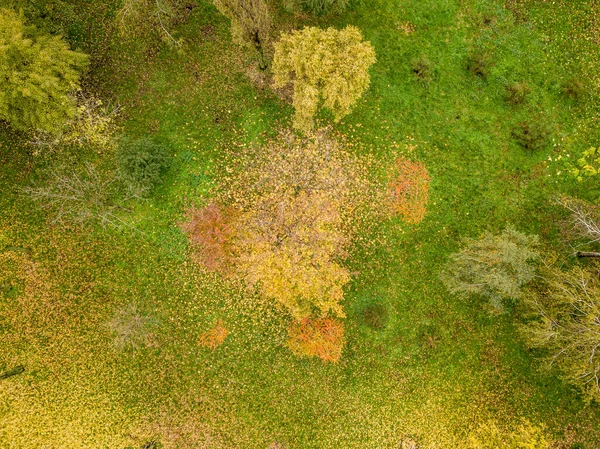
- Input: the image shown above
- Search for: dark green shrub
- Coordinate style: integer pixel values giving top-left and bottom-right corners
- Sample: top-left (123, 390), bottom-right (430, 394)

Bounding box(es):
top-left (505, 82), bottom-right (530, 105)
top-left (511, 119), bottom-right (551, 153)
top-left (361, 303), bottom-right (388, 330)
top-left (467, 52), bottom-right (493, 79)
top-left (562, 78), bottom-right (584, 101)
top-left (116, 138), bottom-right (170, 196)
top-left (289, 0), bottom-right (348, 16)
top-left (412, 56), bottom-right (434, 82)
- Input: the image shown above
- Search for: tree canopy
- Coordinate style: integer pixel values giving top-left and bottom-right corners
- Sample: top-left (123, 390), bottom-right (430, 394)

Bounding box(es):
top-left (0, 8), bottom-right (88, 134)
top-left (272, 26), bottom-right (376, 132)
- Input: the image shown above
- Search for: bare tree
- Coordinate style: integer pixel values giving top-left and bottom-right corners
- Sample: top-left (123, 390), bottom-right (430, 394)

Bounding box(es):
top-left (556, 196), bottom-right (600, 258)
top-left (522, 263), bottom-right (600, 401)
top-left (23, 164), bottom-right (136, 228)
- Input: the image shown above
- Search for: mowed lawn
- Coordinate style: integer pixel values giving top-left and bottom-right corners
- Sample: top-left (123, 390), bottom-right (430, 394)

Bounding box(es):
top-left (1, 0), bottom-right (600, 448)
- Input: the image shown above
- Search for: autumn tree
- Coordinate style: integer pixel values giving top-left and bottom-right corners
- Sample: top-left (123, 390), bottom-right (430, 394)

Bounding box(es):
top-left (388, 158), bottom-right (430, 224)
top-left (219, 130), bottom-right (373, 318)
top-left (272, 26), bottom-right (376, 132)
top-left (440, 228), bottom-right (540, 311)
top-left (556, 196), bottom-right (600, 258)
top-left (522, 263), bottom-right (600, 401)
top-left (0, 8), bottom-right (88, 134)
top-left (213, 0), bottom-right (270, 70)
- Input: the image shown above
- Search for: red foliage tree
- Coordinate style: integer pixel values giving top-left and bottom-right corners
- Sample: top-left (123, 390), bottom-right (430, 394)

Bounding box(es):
top-left (287, 316), bottom-right (345, 363)
top-left (180, 203), bottom-right (237, 273)
top-left (198, 319), bottom-right (229, 349)
top-left (388, 158), bottom-right (430, 224)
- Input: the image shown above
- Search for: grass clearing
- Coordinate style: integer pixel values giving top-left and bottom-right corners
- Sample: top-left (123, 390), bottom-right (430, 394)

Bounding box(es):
top-left (1, 0), bottom-right (600, 448)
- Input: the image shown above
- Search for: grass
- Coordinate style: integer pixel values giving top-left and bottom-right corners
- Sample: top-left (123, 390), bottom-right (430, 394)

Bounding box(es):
top-left (1, 0), bottom-right (600, 448)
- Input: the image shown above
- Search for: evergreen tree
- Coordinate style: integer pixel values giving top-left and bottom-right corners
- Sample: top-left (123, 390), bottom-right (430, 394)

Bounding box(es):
top-left (0, 8), bottom-right (88, 135)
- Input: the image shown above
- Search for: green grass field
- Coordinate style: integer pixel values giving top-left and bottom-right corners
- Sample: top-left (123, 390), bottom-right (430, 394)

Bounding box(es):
top-left (1, 0), bottom-right (600, 447)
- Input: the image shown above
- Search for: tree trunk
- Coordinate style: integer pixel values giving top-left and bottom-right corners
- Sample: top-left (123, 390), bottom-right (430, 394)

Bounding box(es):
top-left (576, 251), bottom-right (600, 258)
top-left (253, 32), bottom-right (268, 71)
top-left (0, 365), bottom-right (24, 380)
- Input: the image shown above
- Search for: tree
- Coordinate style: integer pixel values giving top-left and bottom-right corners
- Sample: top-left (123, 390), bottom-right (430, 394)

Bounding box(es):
top-left (213, 0), bottom-right (270, 70)
top-left (272, 26), bottom-right (376, 132)
top-left (117, 0), bottom-right (186, 45)
top-left (468, 420), bottom-right (550, 449)
top-left (522, 263), bottom-right (600, 401)
top-left (440, 228), bottom-right (540, 310)
top-left (180, 130), bottom-right (375, 319)
top-left (0, 8), bottom-right (88, 134)
top-left (556, 196), bottom-right (600, 258)
top-left (220, 130), bottom-right (372, 318)
top-left (388, 158), bottom-right (430, 224)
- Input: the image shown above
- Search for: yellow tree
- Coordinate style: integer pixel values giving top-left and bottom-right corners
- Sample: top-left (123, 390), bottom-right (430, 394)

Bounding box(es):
top-left (0, 8), bottom-right (88, 135)
top-left (272, 26), bottom-right (376, 132)
top-left (220, 130), bottom-right (372, 318)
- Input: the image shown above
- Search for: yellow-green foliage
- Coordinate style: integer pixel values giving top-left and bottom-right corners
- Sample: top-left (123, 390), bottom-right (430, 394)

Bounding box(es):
top-left (28, 95), bottom-right (119, 153)
top-left (212, 0), bottom-right (270, 69)
top-left (523, 264), bottom-right (600, 401)
top-left (468, 420), bottom-right (550, 449)
top-left (0, 8), bottom-right (88, 134)
top-left (569, 147), bottom-right (600, 181)
top-left (219, 130), bottom-right (373, 319)
top-left (272, 26), bottom-right (376, 132)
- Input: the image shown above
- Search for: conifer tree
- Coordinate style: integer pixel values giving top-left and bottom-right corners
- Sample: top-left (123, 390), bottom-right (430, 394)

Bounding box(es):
top-left (0, 8), bottom-right (88, 134)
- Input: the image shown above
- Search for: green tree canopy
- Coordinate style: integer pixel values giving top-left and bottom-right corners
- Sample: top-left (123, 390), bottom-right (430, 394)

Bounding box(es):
top-left (0, 8), bottom-right (88, 134)
top-left (272, 26), bottom-right (376, 132)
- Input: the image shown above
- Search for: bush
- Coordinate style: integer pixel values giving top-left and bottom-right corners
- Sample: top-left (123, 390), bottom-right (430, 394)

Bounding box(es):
top-left (411, 56), bottom-right (434, 82)
top-left (105, 304), bottom-right (158, 351)
top-left (505, 82), bottom-right (530, 105)
top-left (511, 119), bottom-right (551, 153)
top-left (198, 319), bottom-right (229, 349)
top-left (562, 78), bottom-right (585, 101)
top-left (467, 51), bottom-right (494, 79)
top-left (468, 420), bottom-right (550, 449)
top-left (287, 316), bottom-right (344, 362)
top-left (116, 138), bottom-right (170, 196)
top-left (180, 203), bottom-right (237, 274)
top-left (361, 303), bottom-right (388, 330)
top-left (388, 158), bottom-right (430, 224)
top-left (440, 228), bottom-right (540, 311)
